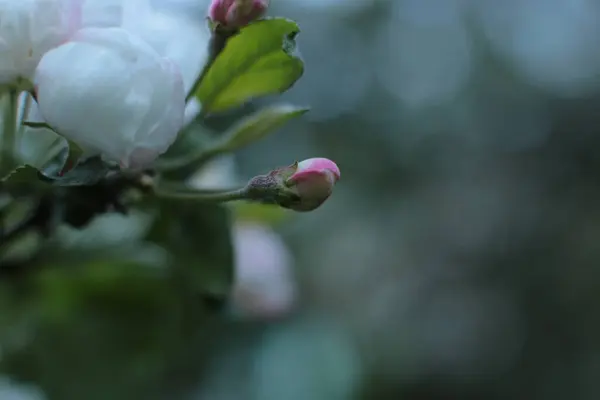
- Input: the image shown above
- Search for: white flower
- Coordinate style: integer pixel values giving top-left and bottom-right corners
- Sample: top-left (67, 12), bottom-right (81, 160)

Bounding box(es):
top-left (34, 27), bottom-right (185, 168)
top-left (0, 0), bottom-right (82, 86)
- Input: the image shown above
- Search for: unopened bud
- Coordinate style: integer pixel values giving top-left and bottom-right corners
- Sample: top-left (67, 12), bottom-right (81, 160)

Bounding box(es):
top-left (208, 0), bottom-right (269, 29)
top-left (283, 158), bottom-right (340, 211)
top-left (245, 158), bottom-right (340, 212)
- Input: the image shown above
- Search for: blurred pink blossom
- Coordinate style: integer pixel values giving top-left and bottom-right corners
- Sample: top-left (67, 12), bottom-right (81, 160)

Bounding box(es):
top-left (231, 222), bottom-right (296, 319)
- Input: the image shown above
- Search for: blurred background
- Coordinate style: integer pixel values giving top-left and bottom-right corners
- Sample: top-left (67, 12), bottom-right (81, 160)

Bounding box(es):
top-left (4, 0), bottom-right (600, 399)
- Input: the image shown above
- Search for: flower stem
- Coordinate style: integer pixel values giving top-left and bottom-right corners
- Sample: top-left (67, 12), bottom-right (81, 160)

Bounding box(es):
top-left (16, 93), bottom-right (33, 152)
top-left (185, 30), bottom-right (232, 103)
top-left (185, 59), bottom-right (210, 104)
top-left (1, 89), bottom-right (19, 172)
top-left (153, 185), bottom-right (248, 203)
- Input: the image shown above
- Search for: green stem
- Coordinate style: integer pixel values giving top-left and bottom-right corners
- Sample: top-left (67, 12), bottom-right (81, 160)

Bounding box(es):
top-left (23, 93), bottom-right (31, 119)
top-left (153, 185), bottom-right (247, 203)
top-left (1, 89), bottom-right (19, 172)
top-left (185, 31), bottom-right (231, 103)
top-left (19, 93), bottom-right (31, 126)
top-left (185, 60), bottom-right (211, 104)
top-left (16, 93), bottom-right (31, 151)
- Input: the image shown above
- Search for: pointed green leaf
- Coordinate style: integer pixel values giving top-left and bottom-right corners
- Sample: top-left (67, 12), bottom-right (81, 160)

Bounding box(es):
top-left (220, 104), bottom-right (309, 151)
top-left (0, 155), bottom-right (107, 191)
top-left (197, 18), bottom-right (304, 114)
top-left (39, 156), bottom-right (111, 187)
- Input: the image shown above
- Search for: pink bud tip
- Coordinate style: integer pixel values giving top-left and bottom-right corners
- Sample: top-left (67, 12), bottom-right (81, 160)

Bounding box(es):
top-left (285, 157), bottom-right (340, 212)
top-left (289, 157), bottom-right (340, 184)
top-left (208, 0), bottom-right (269, 29)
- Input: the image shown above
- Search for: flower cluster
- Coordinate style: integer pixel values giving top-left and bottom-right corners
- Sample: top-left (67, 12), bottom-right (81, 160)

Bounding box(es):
top-left (0, 0), bottom-right (341, 330)
top-left (1, 0), bottom-right (340, 211)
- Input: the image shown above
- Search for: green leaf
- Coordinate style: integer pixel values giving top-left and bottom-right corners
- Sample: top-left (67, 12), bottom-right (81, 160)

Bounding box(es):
top-left (0, 154), bottom-right (109, 196)
top-left (196, 18), bottom-right (304, 114)
top-left (40, 156), bottom-right (111, 187)
top-left (146, 200), bottom-right (234, 303)
top-left (1, 164), bottom-right (40, 184)
top-left (220, 104), bottom-right (309, 151)
top-left (1, 157), bottom-right (110, 187)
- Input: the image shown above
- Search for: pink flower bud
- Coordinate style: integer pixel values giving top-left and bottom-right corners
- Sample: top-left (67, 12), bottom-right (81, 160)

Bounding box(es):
top-left (285, 157), bottom-right (340, 212)
top-left (208, 0), bottom-right (268, 29)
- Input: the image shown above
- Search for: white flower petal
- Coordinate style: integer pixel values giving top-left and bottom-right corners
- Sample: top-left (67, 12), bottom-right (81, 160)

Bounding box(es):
top-left (79, 0), bottom-right (210, 92)
top-left (0, 0), bottom-right (82, 85)
top-left (124, 8), bottom-right (210, 92)
top-left (34, 27), bottom-right (185, 168)
top-left (79, 0), bottom-right (126, 27)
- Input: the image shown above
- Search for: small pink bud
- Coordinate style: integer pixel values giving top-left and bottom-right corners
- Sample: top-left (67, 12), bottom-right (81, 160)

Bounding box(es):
top-left (243, 158), bottom-right (340, 212)
top-left (208, 0), bottom-right (269, 29)
top-left (285, 157), bottom-right (340, 212)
